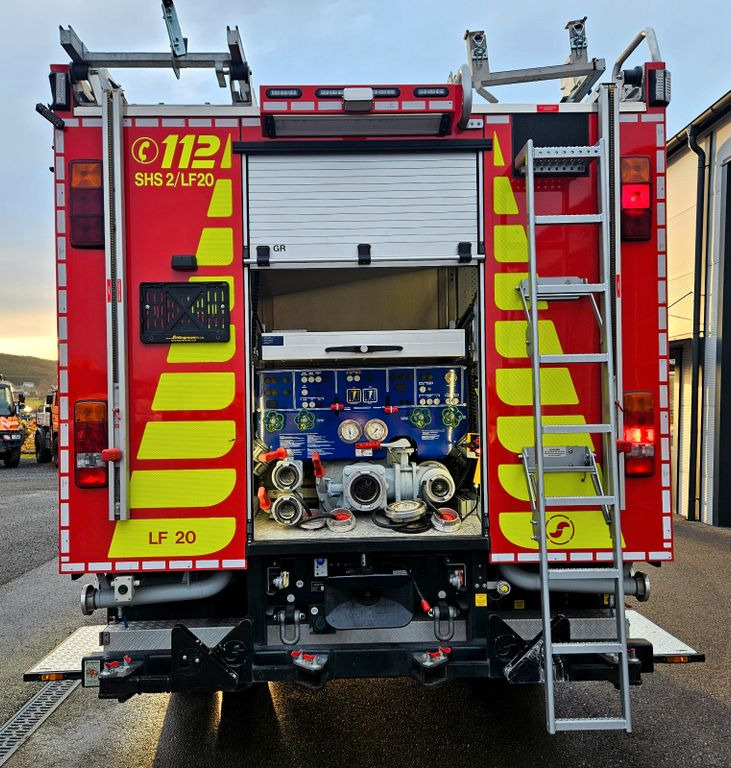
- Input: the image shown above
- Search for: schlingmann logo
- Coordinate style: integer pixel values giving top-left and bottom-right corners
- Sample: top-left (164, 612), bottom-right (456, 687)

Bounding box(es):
top-left (546, 514), bottom-right (575, 545)
top-left (131, 136), bottom-right (159, 165)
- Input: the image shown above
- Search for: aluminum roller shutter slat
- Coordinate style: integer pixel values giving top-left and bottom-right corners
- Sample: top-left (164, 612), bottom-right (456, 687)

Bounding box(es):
top-left (247, 152), bottom-right (479, 262)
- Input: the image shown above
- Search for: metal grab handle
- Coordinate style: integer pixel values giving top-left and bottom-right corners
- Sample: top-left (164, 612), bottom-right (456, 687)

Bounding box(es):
top-left (611, 27), bottom-right (662, 81)
top-left (324, 345), bottom-right (403, 354)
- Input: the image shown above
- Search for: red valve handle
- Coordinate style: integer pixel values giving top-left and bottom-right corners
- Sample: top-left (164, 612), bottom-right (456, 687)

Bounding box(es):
top-left (330, 402), bottom-right (344, 411)
top-left (101, 448), bottom-right (123, 463)
top-left (261, 446), bottom-right (287, 463)
top-left (257, 486), bottom-right (272, 511)
top-left (383, 405), bottom-right (398, 414)
top-left (355, 440), bottom-right (381, 450)
top-left (312, 451), bottom-right (325, 478)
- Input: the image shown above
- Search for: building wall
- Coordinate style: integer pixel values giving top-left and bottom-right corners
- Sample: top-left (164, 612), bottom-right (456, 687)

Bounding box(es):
top-left (666, 113), bottom-right (731, 525)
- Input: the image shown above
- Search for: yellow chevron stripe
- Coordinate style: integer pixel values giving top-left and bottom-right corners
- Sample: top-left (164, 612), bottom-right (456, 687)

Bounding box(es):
top-left (108, 517), bottom-right (236, 557)
top-left (493, 177), bottom-right (519, 215)
top-left (152, 372), bottom-right (235, 411)
top-left (138, 420), bottom-right (236, 460)
top-left (494, 224), bottom-right (528, 262)
top-left (498, 464), bottom-right (603, 502)
top-left (493, 132), bottom-right (505, 167)
top-left (499, 510), bottom-right (622, 550)
top-left (167, 324), bottom-right (236, 364)
top-left (495, 368), bottom-right (578, 406)
top-left (207, 179), bottom-right (233, 218)
top-left (130, 469), bottom-right (236, 508)
top-left (496, 414), bottom-right (594, 453)
top-left (495, 320), bottom-right (562, 358)
top-left (196, 227), bottom-right (233, 266)
top-left (494, 273), bottom-right (547, 311)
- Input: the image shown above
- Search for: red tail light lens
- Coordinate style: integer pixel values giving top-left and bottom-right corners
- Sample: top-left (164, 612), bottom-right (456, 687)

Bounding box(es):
top-left (623, 391), bottom-right (655, 477)
top-left (74, 401), bottom-right (108, 487)
top-left (69, 160), bottom-right (104, 249)
top-left (621, 157), bottom-right (652, 241)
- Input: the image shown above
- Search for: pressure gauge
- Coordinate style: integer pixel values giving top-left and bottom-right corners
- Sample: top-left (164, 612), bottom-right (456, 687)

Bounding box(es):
top-left (338, 419), bottom-right (362, 443)
top-left (364, 418), bottom-right (388, 442)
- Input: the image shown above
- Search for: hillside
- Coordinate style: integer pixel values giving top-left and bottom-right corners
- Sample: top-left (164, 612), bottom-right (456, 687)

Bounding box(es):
top-left (0, 353), bottom-right (57, 394)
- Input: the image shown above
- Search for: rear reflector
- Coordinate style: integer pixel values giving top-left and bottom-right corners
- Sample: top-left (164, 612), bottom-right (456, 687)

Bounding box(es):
top-left (623, 391), bottom-right (655, 477)
top-left (69, 160), bottom-right (104, 249)
top-left (621, 157), bottom-right (652, 241)
top-left (74, 401), bottom-right (108, 488)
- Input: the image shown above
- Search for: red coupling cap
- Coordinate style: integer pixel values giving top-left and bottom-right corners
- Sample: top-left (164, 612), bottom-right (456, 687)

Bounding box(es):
top-left (105, 660), bottom-right (120, 669)
top-left (261, 446), bottom-right (287, 463)
top-left (334, 512), bottom-right (350, 521)
top-left (330, 402), bottom-right (344, 411)
top-left (303, 653), bottom-right (316, 661)
top-left (257, 486), bottom-right (272, 511)
top-left (123, 655), bottom-right (132, 664)
top-left (439, 646), bottom-right (452, 655)
top-left (420, 599), bottom-right (431, 614)
top-left (312, 451), bottom-right (325, 478)
top-left (290, 650), bottom-right (302, 658)
top-left (101, 447), bottom-right (122, 463)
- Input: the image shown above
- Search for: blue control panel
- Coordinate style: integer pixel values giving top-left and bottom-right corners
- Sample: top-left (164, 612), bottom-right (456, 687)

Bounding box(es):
top-left (256, 366), bottom-right (469, 460)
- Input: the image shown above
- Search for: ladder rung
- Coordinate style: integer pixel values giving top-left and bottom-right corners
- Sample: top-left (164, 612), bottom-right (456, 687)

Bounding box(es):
top-left (532, 145), bottom-right (601, 160)
top-left (535, 214), bottom-right (604, 225)
top-left (548, 568), bottom-right (621, 580)
top-left (555, 718), bottom-right (628, 732)
top-left (534, 282), bottom-right (606, 298)
top-left (544, 495), bottom-right (616, 507)
top-left (552, 642), bottom-right (623, 655)
top-left (539, 353), bottom-right (608, 365)
top-left (542, 423), bottom-right (612, 434)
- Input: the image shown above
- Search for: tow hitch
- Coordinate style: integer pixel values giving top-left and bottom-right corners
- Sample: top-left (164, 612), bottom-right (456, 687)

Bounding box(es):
top-left (412, 646), bottom-right (452, 686)
top-left (290, 650), bottom-right (330, 690)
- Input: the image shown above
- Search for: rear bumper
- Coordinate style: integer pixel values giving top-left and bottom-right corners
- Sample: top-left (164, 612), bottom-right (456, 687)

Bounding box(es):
top-left (26, 610), bottom-right (703, 700)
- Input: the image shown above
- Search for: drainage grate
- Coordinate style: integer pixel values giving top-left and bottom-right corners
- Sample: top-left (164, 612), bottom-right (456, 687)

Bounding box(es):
top-left (0, 680), bottom-right (79, 766)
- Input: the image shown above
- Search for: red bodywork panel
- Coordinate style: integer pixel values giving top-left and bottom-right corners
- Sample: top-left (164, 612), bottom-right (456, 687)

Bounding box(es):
top-left (51, 64), bottom-right (670, 573)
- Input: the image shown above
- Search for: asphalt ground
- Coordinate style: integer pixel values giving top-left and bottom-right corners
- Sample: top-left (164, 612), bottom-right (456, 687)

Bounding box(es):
top-left (1, 460), bottom-right (730, 768)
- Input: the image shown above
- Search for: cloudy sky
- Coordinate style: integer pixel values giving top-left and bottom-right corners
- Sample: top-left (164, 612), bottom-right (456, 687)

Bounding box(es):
top-left (0, 0), bottom-right (727, 360)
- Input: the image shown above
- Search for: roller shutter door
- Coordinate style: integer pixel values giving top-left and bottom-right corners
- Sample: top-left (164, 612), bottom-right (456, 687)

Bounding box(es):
top-left (246, 152), bottom-right (479, 262)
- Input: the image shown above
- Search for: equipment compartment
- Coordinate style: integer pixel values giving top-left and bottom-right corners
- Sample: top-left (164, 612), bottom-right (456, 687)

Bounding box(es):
top-left (248, 266), bottom-right (485, 543)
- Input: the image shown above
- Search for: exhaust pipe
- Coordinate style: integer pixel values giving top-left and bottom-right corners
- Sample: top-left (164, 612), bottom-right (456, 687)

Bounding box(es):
top-left (498, 564), bottom-right (650, 602)
top-left (81, 571), bottom-right (234, 615)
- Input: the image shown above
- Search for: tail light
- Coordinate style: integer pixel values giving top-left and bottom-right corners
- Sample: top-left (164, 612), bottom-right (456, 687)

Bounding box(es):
top-left (69, 161), bottom-right (104, 248)
top-left (622, 391), bottom-right (655, 477)
top-left (74, 401), bottom-right (108, 488)
top-left (621, 157), bottom-right (652, 241)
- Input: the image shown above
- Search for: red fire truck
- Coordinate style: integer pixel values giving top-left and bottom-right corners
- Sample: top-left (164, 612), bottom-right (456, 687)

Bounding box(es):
top-left (29, 8), bottom-right (703, 733)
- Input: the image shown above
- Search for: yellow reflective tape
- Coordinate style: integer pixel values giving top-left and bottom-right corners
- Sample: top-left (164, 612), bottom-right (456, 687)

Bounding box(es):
top-left (494, 273), bottom-right (547, 311)
top-left (494, 320), bottom-right (562, 358)
top-left (188, 275), bottom-right (235, 310)
top-left (498, 463), bottom-right (602, 502)
top-left (137, 420), bottom-right (236, 460)
top-left (196, 227), bottom-right (233, 266)
top-left (207, 178), bottom-right (233, 218)
top-left (497, 414), bottom-right (594, 453)
top-left (130, 469), bottom-right (236, 508)
top-left (494, 224), bottom-right (528, 262)
top-left (108, 517), bottom-right (236, 557)
top-left (499, 510), bottom-right (624, 550)
top-left (167, 324), bottom-right (236, 364)
top-left (493, 177), bottom-right (519, 215)
top-left (152, 372), bottom-right (235, 411)
top-left (221, 134), bottom-right (232, 169)
top-left (493, 132), bottom-right (505, 167)
top-left (495, 368), bottom-right (578, 406)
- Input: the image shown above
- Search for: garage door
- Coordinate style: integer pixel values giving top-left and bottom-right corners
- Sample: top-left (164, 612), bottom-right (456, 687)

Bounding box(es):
top-left (246, 152), bottom-right (479, 262)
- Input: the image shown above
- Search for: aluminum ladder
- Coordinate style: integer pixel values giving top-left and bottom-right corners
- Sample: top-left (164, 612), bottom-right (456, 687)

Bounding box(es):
top-left (514, 129), bottom-right (631, 733)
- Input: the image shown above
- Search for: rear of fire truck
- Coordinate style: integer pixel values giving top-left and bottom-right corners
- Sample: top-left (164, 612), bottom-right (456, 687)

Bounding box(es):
top-left (29, 13), bottom-right (703, 734)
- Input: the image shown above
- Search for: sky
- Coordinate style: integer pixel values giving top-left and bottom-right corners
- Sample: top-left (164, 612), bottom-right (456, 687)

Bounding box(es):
top-left (0, 0), bottom-right (728, 361)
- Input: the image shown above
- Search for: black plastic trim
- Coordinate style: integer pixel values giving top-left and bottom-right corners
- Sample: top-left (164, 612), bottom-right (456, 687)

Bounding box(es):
top-left (234, 139), bottom-right (492, 155)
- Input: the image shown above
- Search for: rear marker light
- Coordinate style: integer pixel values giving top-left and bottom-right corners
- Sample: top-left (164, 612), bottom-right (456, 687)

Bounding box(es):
top-left (621, 157), bottom-right (652, 241)
top-left (622, 391), bottom-right (655, 477)
top-left (74, 401), bottom-right (108, 488)
top-left (69, 160), bottom-right (104, 249)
